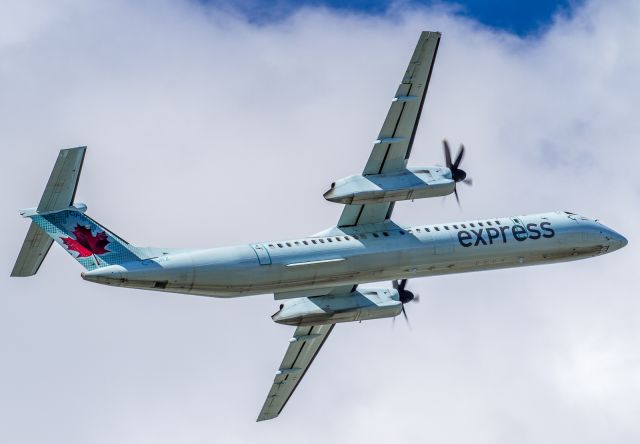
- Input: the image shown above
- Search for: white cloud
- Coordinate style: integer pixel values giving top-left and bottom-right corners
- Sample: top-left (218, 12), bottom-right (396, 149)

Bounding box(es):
top-left (1, 1), bottom-right (639, 443)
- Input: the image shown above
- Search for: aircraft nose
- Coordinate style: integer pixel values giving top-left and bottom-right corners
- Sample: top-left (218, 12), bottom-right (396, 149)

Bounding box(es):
top-left (606, 229), bottom-right (628, 251)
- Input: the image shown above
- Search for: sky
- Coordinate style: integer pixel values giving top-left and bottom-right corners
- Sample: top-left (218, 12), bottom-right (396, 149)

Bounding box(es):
top-left (205, 0), bottom-right (582, 35)
top-left (1, 0), bottom-right (639, 443)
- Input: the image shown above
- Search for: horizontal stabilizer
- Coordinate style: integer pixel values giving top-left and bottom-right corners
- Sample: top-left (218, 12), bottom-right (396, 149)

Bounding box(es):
top-left (11, 222), bottom-right (53, 277)
top-left (37, 147), bottom-right (86, 213)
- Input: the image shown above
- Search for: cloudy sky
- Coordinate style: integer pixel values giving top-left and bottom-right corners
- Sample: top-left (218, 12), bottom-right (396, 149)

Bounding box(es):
top-left (1, 0), bottom-right (639, 443)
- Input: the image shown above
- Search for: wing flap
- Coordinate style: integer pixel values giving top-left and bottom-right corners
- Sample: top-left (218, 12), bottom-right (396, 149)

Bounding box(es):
top-left (337, 202), bottom-right (393, 228)
top-left (257, 323), bottom-right (335, 421)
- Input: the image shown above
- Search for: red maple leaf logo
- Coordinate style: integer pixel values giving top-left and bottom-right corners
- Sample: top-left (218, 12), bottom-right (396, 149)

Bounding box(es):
top-left (62, 225), bottom-right (110, 257)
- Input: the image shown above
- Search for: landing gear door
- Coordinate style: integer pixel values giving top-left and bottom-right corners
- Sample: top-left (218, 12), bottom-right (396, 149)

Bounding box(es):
top-left (251, 244), bottom-right (272, 265)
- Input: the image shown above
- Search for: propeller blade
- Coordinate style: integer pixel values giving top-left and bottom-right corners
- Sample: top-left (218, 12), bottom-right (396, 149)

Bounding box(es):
top-left (392, 280), bottom-right (399, 290)
top-left (463, 177), bottom-right (473, 186)
top-left (453, 144), bottom-right (465, 169)
top-left (443, 140), bottom-right (452, 168)
top-left (454, 187), bottom-right (460, 206)
top-left (398, 279), bottom-right (407, 291)
top-left (401, 306), bottom-right (412, 330)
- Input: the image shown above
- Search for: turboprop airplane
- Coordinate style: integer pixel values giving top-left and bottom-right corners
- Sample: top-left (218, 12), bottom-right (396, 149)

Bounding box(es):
top-left (11, 31), bottom-right (627, 421)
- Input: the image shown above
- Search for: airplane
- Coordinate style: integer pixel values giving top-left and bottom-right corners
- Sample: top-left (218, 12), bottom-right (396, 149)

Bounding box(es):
top-left (11, 31), bottom-right (627, 421)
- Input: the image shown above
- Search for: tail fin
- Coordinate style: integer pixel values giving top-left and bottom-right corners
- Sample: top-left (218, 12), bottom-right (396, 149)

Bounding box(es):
top-left (11, 147), bottom-right (141, 276)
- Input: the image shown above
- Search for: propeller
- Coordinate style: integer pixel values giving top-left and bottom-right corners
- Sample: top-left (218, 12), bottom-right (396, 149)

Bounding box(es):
top-left (443, 140), bottom-right (473, 205)
top-left (392, 279), bottom-right (419, 328)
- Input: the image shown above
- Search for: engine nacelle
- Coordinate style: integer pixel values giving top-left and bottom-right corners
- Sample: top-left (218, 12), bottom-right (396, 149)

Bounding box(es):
top-left (323, 166), bottom-right (454, 205)
top-left (272, 288), bottom-right (402, 326)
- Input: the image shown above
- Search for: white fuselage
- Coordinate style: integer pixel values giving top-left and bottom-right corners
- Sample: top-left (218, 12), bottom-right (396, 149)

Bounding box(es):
top-left (82, 211), bottom-right (627, 298)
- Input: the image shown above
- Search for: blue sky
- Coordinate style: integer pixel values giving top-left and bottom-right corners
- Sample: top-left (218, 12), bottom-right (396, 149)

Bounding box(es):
top-left (207, 0), bottom-right (583, 35)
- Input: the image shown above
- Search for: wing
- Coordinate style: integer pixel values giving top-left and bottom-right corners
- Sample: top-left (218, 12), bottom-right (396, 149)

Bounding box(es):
top-left (338, 31), bottom-right (441, 227)
top-left (257, 323), bottom-right (334, 421)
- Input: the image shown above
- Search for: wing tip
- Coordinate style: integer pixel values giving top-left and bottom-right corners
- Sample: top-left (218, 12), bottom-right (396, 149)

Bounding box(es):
top-left (256, 412), bottom-right (278, 422)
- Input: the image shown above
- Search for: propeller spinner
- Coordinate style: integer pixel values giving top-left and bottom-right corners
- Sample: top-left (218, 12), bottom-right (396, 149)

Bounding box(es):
top-left (392, 279), bottom-right (419, 327)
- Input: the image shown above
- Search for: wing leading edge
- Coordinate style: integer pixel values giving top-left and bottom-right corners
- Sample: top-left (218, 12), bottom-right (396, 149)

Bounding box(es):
top-left (257, 323), bottom-right (334, 421)
top-left (338, 31), bottom-right (441, 227)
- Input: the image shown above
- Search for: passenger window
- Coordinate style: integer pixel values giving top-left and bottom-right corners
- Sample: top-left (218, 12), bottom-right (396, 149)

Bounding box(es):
top-left (470, 223), bottom-right (475, 228)
top-left (373, 233), bottom-right (379, 238)
top-left (461, 224), bottom-right (467, 228)
top-left (353, 234), bottom-right (359, 239)
top-left (327, 238), bottom-right (333, 243)
top-left (425, 227), bottom-right (430, 232)
top-left (478, 222), bottom-right (484, 227)
top-left (268, 244), bottom-right (274, 248)
top-left (444, 226), bottom-right (449, 230)
top-left (294, 241), bottom-right (300, 246)
top-left (486, 221), bottom-right (492, 226)
top-left (434, 227), bottom-right (440, 231)
top-left (336, 237), bottom-right (341, 242)
top-left (319, 239), bottom-right (325, 244)
top-left (495, 220), bottom-right (501, 225)
top-left (383, 232), bottom-right (389, 237)
top-left (286, 242), bottom-right (292, 247)
top-left (399, 231), bottom-right (405, 235)
top-left (311, 240), bottom-right (317, 244)
top-left (416, 228), bottom-right (421, 232)
top-left (453, 225), bottom-right (458, 229)
top-left (303, 240), bottom-right (308, 245)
